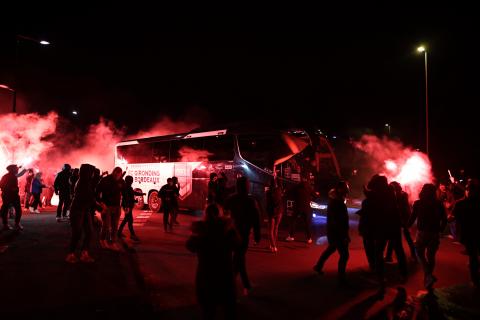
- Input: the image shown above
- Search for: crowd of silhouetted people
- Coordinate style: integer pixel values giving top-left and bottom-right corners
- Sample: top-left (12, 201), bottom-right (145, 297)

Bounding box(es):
top-left (2, 162), bottom-right (480, 320)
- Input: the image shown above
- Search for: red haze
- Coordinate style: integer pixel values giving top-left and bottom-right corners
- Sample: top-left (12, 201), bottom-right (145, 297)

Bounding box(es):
top-left (354, 135), bottom-right (434, 202)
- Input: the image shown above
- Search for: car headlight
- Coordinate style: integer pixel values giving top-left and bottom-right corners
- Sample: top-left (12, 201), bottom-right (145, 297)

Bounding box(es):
top-left (310, 201), bottom-right (327, 210)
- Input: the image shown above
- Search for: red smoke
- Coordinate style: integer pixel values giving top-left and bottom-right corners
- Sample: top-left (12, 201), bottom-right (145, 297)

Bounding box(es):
top-left (0, 112), bottom-right (197, 176)
top-left (355, 135), bottom-right (434, 202)
top-left (178, 146), bottom-right (213, 162)
top-left (0, 112), bottom-right (58, 175)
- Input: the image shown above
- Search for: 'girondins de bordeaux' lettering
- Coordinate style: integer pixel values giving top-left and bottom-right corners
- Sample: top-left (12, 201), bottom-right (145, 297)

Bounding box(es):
top-left (128, 170), bottom-right (161, 184)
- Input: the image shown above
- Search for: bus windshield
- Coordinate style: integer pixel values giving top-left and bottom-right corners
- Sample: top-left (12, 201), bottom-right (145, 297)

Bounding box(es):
top-left (238, 133), bottom-right (308, 170)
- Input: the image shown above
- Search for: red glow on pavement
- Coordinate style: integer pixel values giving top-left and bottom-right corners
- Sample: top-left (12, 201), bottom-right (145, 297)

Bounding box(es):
top-left (355, 135), bottom-right (433, 201)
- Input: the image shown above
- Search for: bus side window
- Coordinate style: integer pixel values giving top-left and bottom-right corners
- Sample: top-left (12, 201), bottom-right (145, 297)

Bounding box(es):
top-left (170, 138), bottom-right (205, 162)
top-left (202, 135), bottom-right (234, 161)
top-left (152, 141), bottom-right (171, 163)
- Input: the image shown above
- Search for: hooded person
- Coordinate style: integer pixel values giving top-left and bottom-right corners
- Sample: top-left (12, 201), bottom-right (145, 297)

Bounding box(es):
top-left (29, 172), bottom-right (47, 213)
top-left (54, 164), bottom-right (72, 222)
top-left (24, 169), bottom-right (34, 209)
top-left (313, 181), bottom-right (350, 284)
top-left (265, 177), bottom-right (284, 253)
top-left (66, 163), bottom-right (97, 264)
top-left (187, 204), bottom-right (240, 319)
top-left (224, 176), bottom-right (261, 296)
top-left (118, 175), bottom-right (145, 241)
top-left (360, 174), bottom-right (407, 291)
top-left (0, 164), bottom-right (27, 231)
top-left (408, 183), bottom-right (447, 290)
top-left (385, 181), bottom-right (416, 263)
top-left (452, 178), bottom-right (480, 288)
top-left (96, 166), bottom-right (125, 250)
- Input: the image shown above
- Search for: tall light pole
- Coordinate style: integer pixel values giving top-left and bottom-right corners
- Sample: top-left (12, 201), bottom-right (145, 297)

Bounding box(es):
top-left (385, 123), bottom-right (391, 135)
top-left (12, 35), bottom-right (50, 113)
top-left (417, 45), bottom-right (429, 156)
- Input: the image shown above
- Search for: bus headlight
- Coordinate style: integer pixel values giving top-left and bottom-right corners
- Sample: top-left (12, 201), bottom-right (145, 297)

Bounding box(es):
top-left (310, 201), bottom-right (327, 210)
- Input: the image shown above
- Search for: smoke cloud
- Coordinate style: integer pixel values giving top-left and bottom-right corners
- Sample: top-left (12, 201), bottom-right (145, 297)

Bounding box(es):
top-left (0, 112), bottom-right (198, 176)
top-left (354, 134), bottom-right (434, 202)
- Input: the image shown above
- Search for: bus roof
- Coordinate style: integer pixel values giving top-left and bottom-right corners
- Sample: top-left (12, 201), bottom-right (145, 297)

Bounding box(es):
top-left (116, 129), bottom-right (228, 147)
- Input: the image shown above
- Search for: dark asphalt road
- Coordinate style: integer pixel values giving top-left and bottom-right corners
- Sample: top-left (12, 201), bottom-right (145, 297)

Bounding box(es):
top-left (1, 207), bottom-right (479, 319)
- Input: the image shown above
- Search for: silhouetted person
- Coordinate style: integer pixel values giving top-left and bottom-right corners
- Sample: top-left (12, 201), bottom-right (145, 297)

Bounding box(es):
top-left (362, 175), bottom-right (407, 291)
top-left (29, 172), bottom-right (47, 213)
top-left (187, 204), bottom-right (240, 320)
top-left (96, 167), bottom-right (124, 250)
top-left (24, 169), bottom-right (34, 209)
top-left (159, 178), bottom-right (177, 232)
top-left (286, 180), bottom-right (314, 244)
top-left (224, 176), bottom-right (261, 295)
top-left (172, 176), bottom-right (180, 225)
top-left (118, 175), bottom-right (144, 241)
top-left (385, 181), bottom-right (416, 262)
top-left (452, 179), bottom-right (480, 288)
top-left (0, 164), bottom-right (26, 231)
top-left (356, 178), bottom-right (376, 271)
top-left (408, 183), bottom-right (447, 290)
top-left (66, 164), bottom-right (97, 264)
top-left (207, 173), bottom-right (218, 204)
top-left (266, 177), bottom-right (283, 253)
top-left (314, 181), bottom-right (350, 284)
top-left (69, 168), bottom-right (80, 199)
top-left (216, 172), bottom-right (229, 207)
top-left (54, 164), bottom-right (72, 222)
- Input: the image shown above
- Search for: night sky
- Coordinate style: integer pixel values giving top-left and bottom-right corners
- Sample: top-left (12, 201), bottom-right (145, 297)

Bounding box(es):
top-left (0, 5), bottom-right (478, 177)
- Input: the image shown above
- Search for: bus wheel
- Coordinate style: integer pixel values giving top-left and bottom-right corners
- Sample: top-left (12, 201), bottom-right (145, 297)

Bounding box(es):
top-left (148, 191), bottom-right (161, 213)
top-left (134, 188), bottom-right (145, 210)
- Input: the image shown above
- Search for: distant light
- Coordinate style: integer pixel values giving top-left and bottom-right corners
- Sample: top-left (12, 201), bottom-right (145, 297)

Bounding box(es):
top-left (72, 110), bottom-right (78, 115)
top-left (417, 46), bottom-right (426, 53)
top-left (40, 40), bottom-right (50, 45)
top-left (0, 84), bottom-right (13, 91)
top-left (332, 136), bottom-right (337, 139)
top-left (385, 123), bottom-right (390, 127)
top-left (312, 213), bottom-right (317, 218)
top-left (310, 201), bottom-right (327, 210)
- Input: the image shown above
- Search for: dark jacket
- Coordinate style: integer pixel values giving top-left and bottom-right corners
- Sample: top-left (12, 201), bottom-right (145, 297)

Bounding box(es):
top-left (360, 189), bottom-right (401, 240)
top-left (207, 180), bottom-right (217, 203)
top-left (96, 175), bottom-right (124, 207)
top-left (396, 191), bottom-right (412, 227)
top-left (408, 199), bottom-right (447, 233)
top-left (69, 174), bottom-right (79, 195)
top-left (31, 178), bottom-right (46, 194)
top-left (70, 164), bottom-right (96, 212)
top-left (224, 193), bottom-right (261, 243)
top-left (25, 174), bottom-right (34, 192)
top-left (159, 184), bottom-right (177, 209)
top-left (54, 169), bottom-right (71, 194)
top-left (326, 189), bottom-right (349, 243)
top-left (453, 197), bottom-right (480, 244)
top-left (266, 186), bottom-right (284, 218)
top-left (122, 185), bottom-right (143, 209)
top-left (186, 217), bottom-right (240, 305)
top-left (0, 172), bottom-right (20, 199)
top-left (295, 181), bottom-right (314, 214)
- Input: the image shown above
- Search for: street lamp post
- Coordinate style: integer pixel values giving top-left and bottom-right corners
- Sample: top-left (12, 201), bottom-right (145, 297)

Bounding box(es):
top-left (417, 45), bottom-right (429, 156)
top-left (385, 123), bottom-right (391, 135)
